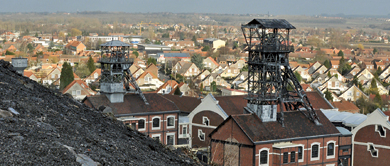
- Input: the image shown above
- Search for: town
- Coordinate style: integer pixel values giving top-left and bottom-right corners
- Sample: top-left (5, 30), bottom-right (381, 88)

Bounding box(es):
top-left (1, 12), bottom-right (390, 166)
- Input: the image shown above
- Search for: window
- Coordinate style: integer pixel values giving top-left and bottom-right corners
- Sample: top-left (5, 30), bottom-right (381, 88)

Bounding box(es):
top-left (167, 116), bottom-right (175, 128)
top-left (368, 143), bottom-right (378, 157)
top-left (336, 82), bottom-right (339, 88)
top-left (152, 117), bottom-right (160, 129)
top-left (182, 126), bottom-right (187, 137)
top-left (138, 119), bottom-right (145, 130)
top-left (76, 90), bottom-right (81, 95)
top-left (357, 92), bottom-right (360, 96)
top-left (198, 129), bottom-right (205, 141)
top-left (51, 74), bottom-right (55, 79)
top-left (342, 158), bottom-right (348, 166)
top-left (94, 73), bottom-right (98, 79)
top-left (167, 134), bottom-right (174, 145)
top-left (311, 143), bottom-right (320, 160)
top-left (283, 152), bottom-right (288, 163)
top-left (376, 125), bottom-right (386, 137)
top-left (298, 146), bottom-right (303, 162)
top-left (144, 77), bottom-right (148, 82)
top-left (203, 117), bottom-right (209, 126)
top-left (291, 151), bottom-right (296, 162)
top-left (72, 90), bottom-right (76, 95)
top-left (327, 142), bottom-right (335, 157)
top-left (259, 149), bottom-right (268, 165)
top-left (152, 134), bottom-right (160, 141)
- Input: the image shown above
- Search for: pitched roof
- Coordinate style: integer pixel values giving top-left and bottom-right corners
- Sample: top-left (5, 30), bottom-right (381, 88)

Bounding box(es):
top-left (223, 110), bottom-right (339, 143)
top-left (206, 57), bottom-right (219, 66)
top-left (136, 71), bottom-right (158, 80)
top-left (23, 70), bottom-right (35, 78)
top-left (306, 91), bottom-right (334, 109)
top-left (158, 94), bottom-right (201, 113)
top-left (214, 95), bottom-right (247, 115)
top-left (62, 80), bottom-right (95, 96)
top-left (85, 93), bottom-right (180, 115)
top-left (155, 80), bottom-right (178, 93)
top-left (331, 100), bottom-right (360, 113)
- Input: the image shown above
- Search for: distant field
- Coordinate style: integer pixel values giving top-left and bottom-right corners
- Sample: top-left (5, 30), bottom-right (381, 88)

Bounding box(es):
top-left (351, 43), bottom-right (390, 50)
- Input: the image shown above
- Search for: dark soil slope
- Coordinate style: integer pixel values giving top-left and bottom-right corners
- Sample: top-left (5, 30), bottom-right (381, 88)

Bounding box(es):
top-left (0, 60), bottom-right (197, 166)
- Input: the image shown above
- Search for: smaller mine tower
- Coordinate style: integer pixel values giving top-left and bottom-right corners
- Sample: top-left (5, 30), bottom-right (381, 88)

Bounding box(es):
top-left (98, 40), bottom-right (148, 104)
top-left (241, 19), bottom-right (320, 126)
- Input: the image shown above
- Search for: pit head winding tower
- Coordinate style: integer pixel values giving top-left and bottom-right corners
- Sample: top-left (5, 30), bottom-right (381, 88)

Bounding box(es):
top-left (241, 19), bottom-right (320, 126)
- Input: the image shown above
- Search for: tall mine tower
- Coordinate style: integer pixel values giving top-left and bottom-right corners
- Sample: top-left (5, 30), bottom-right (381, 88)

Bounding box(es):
top-left (241, 19), bottom-right (320, 126)
top-left (99, 40), bottom-right (148, 104)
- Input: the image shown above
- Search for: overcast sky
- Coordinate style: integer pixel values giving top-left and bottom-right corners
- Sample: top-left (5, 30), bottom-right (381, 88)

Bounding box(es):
top-left (0, 0), bottom-right (389, 16)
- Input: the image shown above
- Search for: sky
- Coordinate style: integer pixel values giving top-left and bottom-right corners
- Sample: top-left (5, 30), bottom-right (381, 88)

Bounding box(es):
top-left (0, 0), bottom-right (389, 16)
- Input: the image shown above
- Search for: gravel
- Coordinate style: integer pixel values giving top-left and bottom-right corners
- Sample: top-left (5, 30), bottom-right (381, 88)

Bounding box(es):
top-left (0, 60), bottom-right (199, 166)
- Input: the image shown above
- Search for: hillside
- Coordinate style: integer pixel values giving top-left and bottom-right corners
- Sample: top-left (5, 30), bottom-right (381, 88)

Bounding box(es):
top-left (0, 59), bottom-right (198, 165)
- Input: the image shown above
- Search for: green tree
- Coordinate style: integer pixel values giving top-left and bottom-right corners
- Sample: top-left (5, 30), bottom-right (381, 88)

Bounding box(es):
top-left (162, 33), bottom-right (169, 38)
top-left (202, 45), bottom-right (210, 51)
top-left (147, 57), bottom-right (157, 65)
top-left (327, 71), bottom-right (332, 78)
top-left (373, 48), bottom-right (378, 54)
top-left (145, 38), bottom-right (151, 44)
top-left (337, 50), bottom-right (344, 57)
top-left (240, 65), bottom-right (248, 72)
top-left (200, 83), bottom-right (203, 91)
top-left (323, 59), bottom-right (331, 69)
top-left (174, 87), bottom-right (181, 95)
top-left (191, 53), bottom-right (204, 70)
top-left (211, 81), bottom-right (217, 92)
top-left (60, 62), bottom-right (74, 90)
top-left (5, 50), bottom-right (15, 55)
top-left (375, 66), bottom-right (382, 77)
top-left (132, 50), bottom-right (139, 58)
top-left (192, 35), bottom-right (198, 46)
top-left (87, 56), bottom-right (96, 73)
top-left (369, 79), bottom-right (379, 95)
top-left (35, 32), bottom-right (38, 37)
top-left (294, 71), bottom-right (302, 83)
top-left (324, 89), bottom-right (333, 102)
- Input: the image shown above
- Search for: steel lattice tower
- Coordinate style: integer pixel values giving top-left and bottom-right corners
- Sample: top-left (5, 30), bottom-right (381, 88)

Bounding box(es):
top-left (241, 19), bottom-right (320, 126)
top-left (99, 40), bottom-right (148, 104)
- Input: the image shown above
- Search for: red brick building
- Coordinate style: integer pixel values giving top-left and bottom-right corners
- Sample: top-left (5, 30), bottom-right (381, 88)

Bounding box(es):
top-left (351, 109), bottom-right (390, 166)
top-left (83, 93), bottom-right (184, 146)
top-left (209, 111), bottom-right (345, 166)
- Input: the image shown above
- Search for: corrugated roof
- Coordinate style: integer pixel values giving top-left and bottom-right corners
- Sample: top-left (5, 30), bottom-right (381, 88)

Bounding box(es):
top-left (157, 53), bottom-right (190, 58)
top-left (321, 109), bottom-right (367, 127)
top-left (100, 40), bottom-right (131, 47)
top-left (244, 19), bottom-right (296, 29)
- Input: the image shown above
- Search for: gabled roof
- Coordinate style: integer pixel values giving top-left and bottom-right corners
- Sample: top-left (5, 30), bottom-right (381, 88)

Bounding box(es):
top-left (206, 57), bottom-right (219, 66)
top-left (136, 71), bottom-right (158, 80)
top-left (155, 80), bottom-right (178, 93)
top-left (177, 62), bottom-right (195, 75)
top-left (23, 70), bottom-right (36, 78)
top-left (215, 110), bottom-right (339, 143)
top-left (62, 80), bottom-right (95, 96)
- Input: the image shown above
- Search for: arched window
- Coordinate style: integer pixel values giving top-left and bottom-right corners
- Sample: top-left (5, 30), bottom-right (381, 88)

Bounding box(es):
top-left (327, 143), bottom-right (335, 156)
top-left (260, 150), bottom-right (268, 165)
top-left (138, 119), bottom-right (145, 130)
top-left (152, 117), bottom-right (160, 129)
top-left (311, 143), bottom-right (320, 161)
